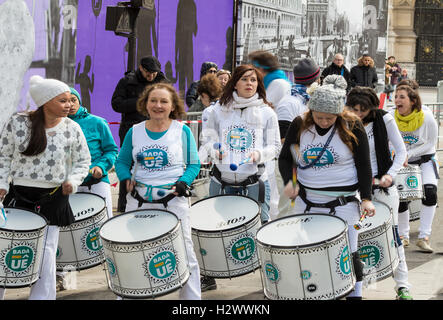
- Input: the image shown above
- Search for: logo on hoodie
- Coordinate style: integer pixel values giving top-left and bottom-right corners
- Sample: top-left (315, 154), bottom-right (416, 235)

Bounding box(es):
top-left (225, 125), bottom-right (255, 152)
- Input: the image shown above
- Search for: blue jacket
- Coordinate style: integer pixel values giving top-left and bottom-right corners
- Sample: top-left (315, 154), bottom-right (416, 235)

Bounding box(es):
top-left (68, 107), bottom-right (118, 184)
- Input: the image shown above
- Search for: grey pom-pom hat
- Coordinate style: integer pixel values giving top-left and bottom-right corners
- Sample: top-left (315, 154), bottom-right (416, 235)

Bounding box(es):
top-left (308, 75), bottom-right (348, 114)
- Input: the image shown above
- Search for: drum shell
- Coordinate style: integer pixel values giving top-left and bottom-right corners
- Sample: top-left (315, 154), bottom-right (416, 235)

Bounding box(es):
top-left (256, 214), bottom-right (355, 300)
top-left (0, 208), bottom-right (48, 288)
top-left (358, 203), bottom-right (399, 283)
top-left (56, 193), bottom-right (108, 271)
top-left (100, 210), bottom-right (190, 299)
top-left (192, 214), bottom-right (261, 278)
top-left (408, 199), bottom-right (421, 221)
top-left (395, 165), bottom-right (423, 201)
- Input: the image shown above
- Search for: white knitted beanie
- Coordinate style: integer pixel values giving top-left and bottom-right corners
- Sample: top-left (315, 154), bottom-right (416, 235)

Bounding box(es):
top-left (308, 75), bottom-right (347, 114)
top-left (29, 75), bottom-right (70, 107)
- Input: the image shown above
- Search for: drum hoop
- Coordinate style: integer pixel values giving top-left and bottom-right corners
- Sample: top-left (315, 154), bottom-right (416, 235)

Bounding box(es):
top-left (190, 194), bottom-right (261, 233)
top-left (255, 213), bottom-right (348, 250)
top-left (99, 208), bottom-right (180, 245)
top-left (69, 192), bottom-right (106, 223)
top-left (0, 206), bottom-right (49, 232)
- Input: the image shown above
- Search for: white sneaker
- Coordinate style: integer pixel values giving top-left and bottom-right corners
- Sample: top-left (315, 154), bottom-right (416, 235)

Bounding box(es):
top-left (416, 238), bottom-right (434, 253)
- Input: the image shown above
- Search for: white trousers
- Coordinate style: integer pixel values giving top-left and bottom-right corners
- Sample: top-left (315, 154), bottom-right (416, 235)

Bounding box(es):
top-left (398, 160), bottom-right (438, 239)
top-left (265, 160), bottom-right (280, 220)
top-left (78, 181), bottom-right (113, 219)
top-left (126, 193), bottom-right (201, 300)
top-left (0, 226), bottom-right (60, 300)
top-left (372, 186), bottom-right (411, 291)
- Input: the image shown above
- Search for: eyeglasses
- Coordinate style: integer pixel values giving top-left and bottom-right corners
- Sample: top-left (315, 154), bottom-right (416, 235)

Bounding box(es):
top-left (207, 69), bottom-right (217, 74)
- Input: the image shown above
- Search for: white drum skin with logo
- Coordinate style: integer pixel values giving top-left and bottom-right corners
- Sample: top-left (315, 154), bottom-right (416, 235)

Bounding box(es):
top-left (395, 165), bottom-right (423, 201)
top-left (357, 201), bottom-right (399, 284)
top-left (190, 195), bottom-right (261, 278)
top-left (255, 214), bottom-right (355, 300)
top-left (99, 209), bottom-right (190, 299)
top-left (408, 199), bottom-right (421, 221)
top-left (0, 208), bottom-right (48, 288)
top-left (56, 193), bottom-right (108, 271)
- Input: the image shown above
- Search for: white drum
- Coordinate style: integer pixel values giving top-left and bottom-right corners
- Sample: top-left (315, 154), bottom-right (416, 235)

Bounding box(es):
top-left (357, 201), bottom-right (399, 284)
top-left (408, 199), bottom-right (421, 221)
top-left (100, 209), bottom-right (190, 299)
top-left (256, 214), bottom-right (355, 300)
top-left (56, 193), bottom-right (108, 271)
top-left (0, 208), bottom-right (48, 288)
top-left (395, 165), bottom-right (423, 201)
top-left (190, 195), bottom-right (261, 278)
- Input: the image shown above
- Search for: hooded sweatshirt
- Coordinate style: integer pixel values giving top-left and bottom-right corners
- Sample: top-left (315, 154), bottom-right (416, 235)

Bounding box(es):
top-left (68, 102), bottom-right (118, 184)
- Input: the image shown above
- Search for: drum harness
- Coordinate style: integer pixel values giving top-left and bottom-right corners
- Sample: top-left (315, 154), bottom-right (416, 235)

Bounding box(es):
top-left (408, 153), bottom-right (439, 179)
top-left (5, 183), bottom-right (61, 213)
top-left (209, 164), bottom-right (265, 203)
top-left (130, 181), bottom-right (192, 209)
top-left (295, 126), bottom-right (360, 215)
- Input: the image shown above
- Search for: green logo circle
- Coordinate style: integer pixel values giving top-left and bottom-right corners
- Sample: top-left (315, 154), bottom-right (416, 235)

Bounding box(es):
top-left (301, 270), bottom-right (312, 280)
top-left (231, 237), bottom-right (255, 262)
top-left (227, 128), bottom-right (253, 151)
top-left (265, 263), bottom-right (279, 282)
top-left (5, 245), bottom-right (34, 272)
top-left (359, 245), bottom-right (381, 269)
top-left (106, 258), bottom-right (116, 276)
top-left (86, 227), bottom-right (102, 251)
top-left (406, 176), bottom-right (419, 189)
top-left (148, 251), bottom-right (177, 279)
top-left (339, 245), bottom-right (351, 275)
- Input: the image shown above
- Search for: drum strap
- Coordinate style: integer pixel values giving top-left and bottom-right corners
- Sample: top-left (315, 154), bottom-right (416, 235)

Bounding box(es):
top-left (210, 166), bottom-right (265, 203)
top-left (80, 177), bottom-right (102, 190)
top-left (130, 188), bottom-right (176, 208)
top-left (409, 154), bottom-right (439, 179)
top-left (298, 185), bottom-right (359, 214)
top-left (7, 184), bottom-right (61, 213)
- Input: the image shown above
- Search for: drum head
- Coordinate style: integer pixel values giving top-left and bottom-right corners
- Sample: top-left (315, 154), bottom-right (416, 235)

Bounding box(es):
top-left (1, 208), bottom-right (47, 231)
top-left (190, 195), bottom-right (260, 232)
top-left (360, 201), bottom-right (391, 231)
top-left (256, 214), bottom-right (347, 248)
top-left (69, 193), bottom-right (106, 221)
top-left (99, 209), bottom-right (178, 243)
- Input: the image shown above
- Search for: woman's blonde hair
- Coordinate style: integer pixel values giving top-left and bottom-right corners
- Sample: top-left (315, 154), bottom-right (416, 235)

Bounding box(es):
top-left (136, 83), bottom-right (186, 119)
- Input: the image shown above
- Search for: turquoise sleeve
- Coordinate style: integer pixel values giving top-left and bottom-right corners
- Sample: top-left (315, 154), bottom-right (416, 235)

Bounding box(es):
top-left (178, 124), bottom-right (201, 186)
top-left (115, 128), bottom-right (134, 181)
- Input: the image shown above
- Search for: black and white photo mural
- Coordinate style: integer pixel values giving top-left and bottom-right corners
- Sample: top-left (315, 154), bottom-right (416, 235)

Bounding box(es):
top-left (236, 0), bottom-right (388, 79)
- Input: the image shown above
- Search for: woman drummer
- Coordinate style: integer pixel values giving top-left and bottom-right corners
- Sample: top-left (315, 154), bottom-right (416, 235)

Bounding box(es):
top-left (114, 83), bottom-right (201, 300)
top-left (0, 76), bottom-right (91, 300)
top-left (278, 75), bottom-right (375, 300)
top-left (346, 86), bottom-right (412, 300)
top-left (68, 88), bottom-right (118, 219)
top-left (390, 85), bottom-right (439, 253)
top-left (198, 64), bottom-right (281, 291)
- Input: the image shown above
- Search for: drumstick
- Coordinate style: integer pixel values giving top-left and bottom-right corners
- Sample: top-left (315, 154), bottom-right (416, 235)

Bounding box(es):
top-left (0, 201), bottom-right (7, 227)
top-left (230, 157), bottom-right (252, 171)
top-left (132, 153), bottom-right (145, 181)
top-left (354, 210), bottom-right (368, 230)
top-left (289, 144), bottom-right (299, 206)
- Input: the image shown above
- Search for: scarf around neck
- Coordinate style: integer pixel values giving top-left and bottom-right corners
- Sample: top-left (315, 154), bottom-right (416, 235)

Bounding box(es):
top-left (394, 109), bottom-right (424, 132)
top-left (264, 69), bottom-right (289, 89)
top-left (221, 92), bottom-right (265, 126)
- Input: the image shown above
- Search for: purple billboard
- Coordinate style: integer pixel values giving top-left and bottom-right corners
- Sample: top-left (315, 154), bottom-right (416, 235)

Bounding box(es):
top-left (1, 0), bottom-right (234, 146)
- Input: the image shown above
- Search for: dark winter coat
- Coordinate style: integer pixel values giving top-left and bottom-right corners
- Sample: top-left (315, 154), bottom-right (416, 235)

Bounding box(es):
top-left (185, 61), bottom-right (218, 107)
top-left (321, 63), bottom-right (351, 93)
top-left (111, 69), bottom-right (168, 145)
top-left (350, 65), bottom-right (378, 89)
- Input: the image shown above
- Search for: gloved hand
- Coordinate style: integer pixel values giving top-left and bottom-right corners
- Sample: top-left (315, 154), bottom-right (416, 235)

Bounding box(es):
top-left (173, 181), bottom-right (190, 197)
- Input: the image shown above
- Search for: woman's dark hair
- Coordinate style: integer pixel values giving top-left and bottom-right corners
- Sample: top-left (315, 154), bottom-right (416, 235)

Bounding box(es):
top-left (197, 74), bottom-right (223, 102)
top-left (346, 86), bottom-right (380, 123)
top-left (248, 50), bottom-right (280, 72)
top-left (219, 64), bottom-right (269, 106)
top-left (21, 107), bottom-right (47, 156)
top-left (395, 85), bottom-right (422, 112)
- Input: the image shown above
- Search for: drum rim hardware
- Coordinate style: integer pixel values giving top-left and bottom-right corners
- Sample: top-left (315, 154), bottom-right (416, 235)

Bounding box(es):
top-left (99, 208), bottom-right (180, 245)
top-left (255, 213), bottom-right (349, 250)
top-left (190, 194), bottom-right (261, 233)
top-left (0, 207), bottom-right (48, 232)
top-left (67, 192), bottom-right (106, 224)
